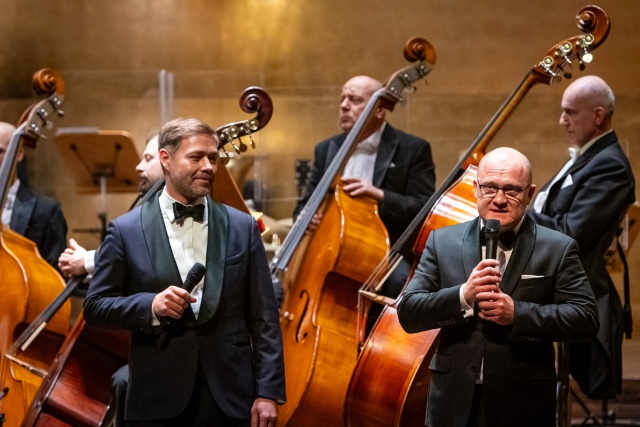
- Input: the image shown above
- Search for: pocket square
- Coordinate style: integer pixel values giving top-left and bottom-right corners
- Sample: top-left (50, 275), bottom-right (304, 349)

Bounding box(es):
top-left (560, 174), bottom-right (573, 189)
top-left (521, 274), bottom-right (544, 279)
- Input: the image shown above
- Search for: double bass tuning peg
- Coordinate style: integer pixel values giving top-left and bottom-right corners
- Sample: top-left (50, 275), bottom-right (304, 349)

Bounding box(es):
top-left (220, 147), bottom-right (231, 165)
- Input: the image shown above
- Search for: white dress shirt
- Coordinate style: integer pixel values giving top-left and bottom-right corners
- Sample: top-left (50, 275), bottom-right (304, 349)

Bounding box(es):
top-left (2, 179), bottom-right (20, 226)
top-left (157, 189), bottom-right (208, 319)
top-left (342, 122), bottom-right (386, 184)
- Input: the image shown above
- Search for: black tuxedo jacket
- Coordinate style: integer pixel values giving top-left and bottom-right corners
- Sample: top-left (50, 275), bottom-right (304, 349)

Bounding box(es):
top-left (10, 184), bottom-right (67, 270)
top-left (84, 194), bottom-right (285, 421)
top-left (528, 131), bottom-right (636, 399)
top-left (294, 123), bottom-right (436, 245)
top-left (398, 216), bottom-right (598, 427)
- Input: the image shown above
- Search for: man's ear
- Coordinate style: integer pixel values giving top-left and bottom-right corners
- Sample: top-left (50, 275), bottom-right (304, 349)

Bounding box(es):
top-left (159, 148), bottom-right (170, 168)
top-left (17, 146), bottom-right (24, 162)
top-left (593, 106), bottom-right (606, 127)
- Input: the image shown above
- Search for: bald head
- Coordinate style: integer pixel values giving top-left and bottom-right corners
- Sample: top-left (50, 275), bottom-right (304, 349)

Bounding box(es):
top-left (559, 76), bottom-right (615, 147)
top-left (564, 75), bottom-right (615, 119)
top-left (478, 147), bottom-right (533, 185)
top-left (0, 122), bottom-right (16, 149)
top-left (343, 76), bottom-right (383, 98)
top-left (339, 75), bottom-right (385, 133)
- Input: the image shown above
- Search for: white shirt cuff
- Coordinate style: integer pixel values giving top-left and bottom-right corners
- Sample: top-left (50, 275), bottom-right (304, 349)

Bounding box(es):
top-left (84, 250), bottom-right (96, 274)
top-left (459, 284), bottom-right (474, 318)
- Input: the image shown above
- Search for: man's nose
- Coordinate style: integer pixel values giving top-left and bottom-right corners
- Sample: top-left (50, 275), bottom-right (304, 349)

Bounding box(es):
top-left (559, 112), bottom-right (568, 126)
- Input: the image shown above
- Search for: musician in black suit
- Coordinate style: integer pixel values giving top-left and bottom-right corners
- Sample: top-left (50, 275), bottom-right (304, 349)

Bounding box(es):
top-left (529, 75), bottom-right (636, 400)
top-left (293, 75), bottom-right (436, 246)
top-left (398, 147), bottom-right (599, 427)
top-left (84, 118), bottom-right (285, 426)
top-left (0, 121), bottom-right (67, 271)
top-left (293, 76), bottom-right (436, 325)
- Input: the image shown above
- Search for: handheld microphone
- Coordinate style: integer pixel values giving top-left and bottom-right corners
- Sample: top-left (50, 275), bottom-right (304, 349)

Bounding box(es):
top-left (484, 219), bottom-right (500, 260)
top-left (160, 262), bottom-right (207, 332)
top-left (181, 262), bottom-right (207, 293)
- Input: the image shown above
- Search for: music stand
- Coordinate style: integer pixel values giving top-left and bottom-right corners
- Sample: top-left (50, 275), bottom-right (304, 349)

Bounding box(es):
top-left (54, 128), bottom-right (139, 241)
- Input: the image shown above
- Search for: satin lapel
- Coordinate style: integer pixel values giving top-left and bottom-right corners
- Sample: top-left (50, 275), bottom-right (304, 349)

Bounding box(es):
top-left (373, 125), bottom-right (399, 188)
top-left (547, 132), bottom-right (618, 198)
top-left (197, 197), bottom-right (228, 325)
top-left (141, 192), bottom-right (181, 290)
top-left (10, 186), bottom-right (35, 234)
top-left (462, 218), bottom-right (483, 280)
top-left (500, 216), bottom-right (536, 295)
top-left (325, 135), bottom-right (344, 169)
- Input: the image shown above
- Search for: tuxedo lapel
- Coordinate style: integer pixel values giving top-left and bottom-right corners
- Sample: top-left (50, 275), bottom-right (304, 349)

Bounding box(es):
top-left (500, 216), bottom-right (535, 295)
top-left (545, 132), bottom-right (618, 203)
top-left (10, 185), bottom-right (35, 234)
top-left (197, 197), bottom-right (228, 325)
top-left (462, 218), bottom-right (483, 279)
top-left (141, 193), bottom-right (181, 292)
top-left (325, 135), bottom-right (344, 170)
top-left (373, 125), bottom-right (399, 188)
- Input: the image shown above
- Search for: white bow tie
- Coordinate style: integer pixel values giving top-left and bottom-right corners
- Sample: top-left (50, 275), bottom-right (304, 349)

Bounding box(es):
top-left (568, 147), bottom-right (579, 161)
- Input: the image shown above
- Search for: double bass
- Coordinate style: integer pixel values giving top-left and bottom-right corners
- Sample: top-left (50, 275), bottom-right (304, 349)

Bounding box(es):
top-left (345, 5), bottom-right (610, 426)
top-left (19, 87), bottom-right (274, 427)
top-left (271, 38), bottom-right (436, 426)
top-left (0, 69), bottom-right (69, 427)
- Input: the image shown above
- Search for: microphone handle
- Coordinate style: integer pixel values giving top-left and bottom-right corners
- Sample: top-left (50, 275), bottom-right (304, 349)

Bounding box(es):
top-left (486, 237), bottom-right (498, 260)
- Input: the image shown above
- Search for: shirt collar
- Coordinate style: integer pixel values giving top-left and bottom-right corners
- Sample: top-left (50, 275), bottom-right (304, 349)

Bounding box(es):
top-left (575, 129), bottom-right (613, 157)
top-left (8, 179), bottom-right (20, 199)
top-left (356, 121), bottom-right (386, 152)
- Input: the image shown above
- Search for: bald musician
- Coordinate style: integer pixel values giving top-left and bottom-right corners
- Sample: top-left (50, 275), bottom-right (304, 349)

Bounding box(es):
top-left (293, 75), bottom-right (436, 328)
top-left (529, 75), bottom-right (636, 401)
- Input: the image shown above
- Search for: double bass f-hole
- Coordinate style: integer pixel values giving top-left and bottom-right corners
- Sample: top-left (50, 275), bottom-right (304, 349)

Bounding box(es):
top-left (289, 290), bottom-right (311, 343)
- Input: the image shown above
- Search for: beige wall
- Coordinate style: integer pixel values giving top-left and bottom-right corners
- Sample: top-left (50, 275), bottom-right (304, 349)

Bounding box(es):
top-left (2, 0), bottom-right (640, 365)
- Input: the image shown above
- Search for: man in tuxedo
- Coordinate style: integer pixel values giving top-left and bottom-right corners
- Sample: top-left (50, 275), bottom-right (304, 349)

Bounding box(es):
top-left (293, 75), bottom-right (436, 327)
top-left (0, 121), bottom-right (68, 270)
top-left (529, 75), bottom-right (635, 401)
top-left (84, 118), bottom-right (285, 426)
top-left (397, 147), bottom-right (599, 427)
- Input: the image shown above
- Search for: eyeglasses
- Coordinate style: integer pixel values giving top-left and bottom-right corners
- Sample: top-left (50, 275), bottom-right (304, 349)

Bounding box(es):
top-left (478, 183), bottom-right (530, 200)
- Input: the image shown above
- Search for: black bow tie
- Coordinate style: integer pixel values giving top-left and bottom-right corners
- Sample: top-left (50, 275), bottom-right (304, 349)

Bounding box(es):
top-left (173, 202), bottom-right (205, 223)
top-left (480, 229), bottom-right (517, 250)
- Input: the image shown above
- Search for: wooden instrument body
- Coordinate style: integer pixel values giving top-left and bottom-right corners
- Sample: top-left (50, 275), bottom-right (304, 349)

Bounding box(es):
top-left (0, 69), bottom-right (70, 427)
top-left (271, 38), bottom-right (435, 425)
top-left (346, 167), bottom-right (477, 426)
top-left (278, 186), bottom-right (388, 426)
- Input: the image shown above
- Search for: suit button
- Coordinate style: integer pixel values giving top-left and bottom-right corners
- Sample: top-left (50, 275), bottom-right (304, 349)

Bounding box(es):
top-left (471, 366), bottom-right (478, 373)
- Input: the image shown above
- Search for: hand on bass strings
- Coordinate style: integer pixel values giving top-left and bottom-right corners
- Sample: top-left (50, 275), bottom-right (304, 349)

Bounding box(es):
top-left (341, 176), bottom-right (384, 200)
